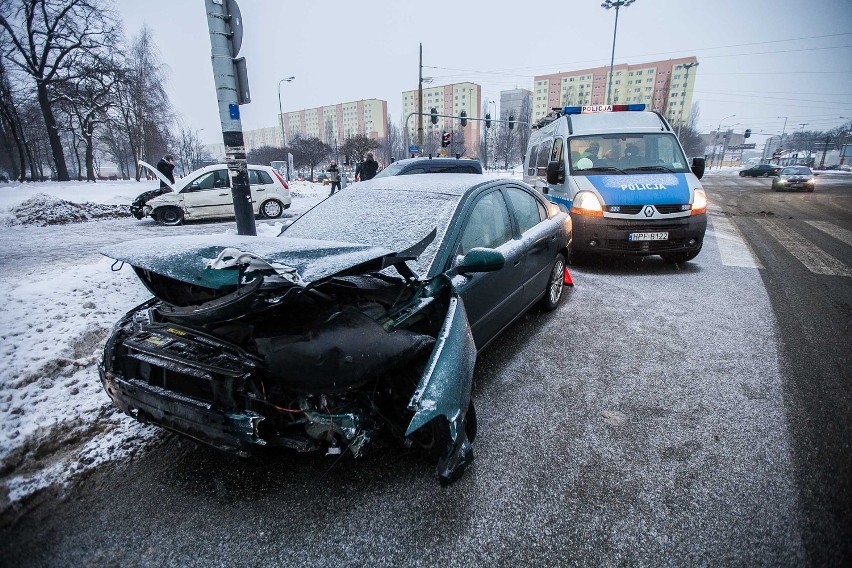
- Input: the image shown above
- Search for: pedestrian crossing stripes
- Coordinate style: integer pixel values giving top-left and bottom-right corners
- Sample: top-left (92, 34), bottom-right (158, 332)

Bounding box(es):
top-left (755, 219), bottom-right (852, 277)
top-left (804, 220), bottom-right (852, 247)
top-left (708, 215), bottom-right (764, 269)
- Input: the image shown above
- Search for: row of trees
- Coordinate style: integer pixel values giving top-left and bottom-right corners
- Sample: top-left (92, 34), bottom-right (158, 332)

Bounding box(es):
top-left (248, 134), bottom-right (383, 180)
top-left (0, 0), bottom-right (206, 182)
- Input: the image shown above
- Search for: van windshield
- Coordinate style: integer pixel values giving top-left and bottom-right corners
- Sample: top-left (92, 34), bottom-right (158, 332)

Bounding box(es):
top-left (568, 133), bottom-right (689, 175)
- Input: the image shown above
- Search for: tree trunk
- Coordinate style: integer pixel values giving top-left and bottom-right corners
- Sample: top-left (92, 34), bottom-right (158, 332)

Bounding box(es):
top-left (85, 121), bottom-right (95, 181)
top-left (35, 81), bottom-right (69, 181)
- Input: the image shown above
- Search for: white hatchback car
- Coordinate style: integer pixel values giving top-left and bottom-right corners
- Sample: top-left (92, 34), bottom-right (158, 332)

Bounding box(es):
top-left (140, 162), bottom-right (291, 225)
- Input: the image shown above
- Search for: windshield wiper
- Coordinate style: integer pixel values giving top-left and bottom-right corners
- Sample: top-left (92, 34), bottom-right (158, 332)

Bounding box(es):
top-left (628, 165), bottom-right (676, 173)
top-left (578, 166), bottom-right (626, 174)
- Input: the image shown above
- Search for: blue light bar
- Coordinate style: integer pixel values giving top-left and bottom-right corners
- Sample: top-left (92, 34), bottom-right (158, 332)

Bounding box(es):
top-left (563, 104), bottom-right (647, 115)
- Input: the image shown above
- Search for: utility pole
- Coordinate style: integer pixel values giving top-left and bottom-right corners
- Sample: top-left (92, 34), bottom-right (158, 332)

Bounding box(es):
top-left (204, 0), bottom-right (255, 236)
top-left (418, 43), bottom-right (423, 148)
top-left (676, 61), bottom-right (697, 139)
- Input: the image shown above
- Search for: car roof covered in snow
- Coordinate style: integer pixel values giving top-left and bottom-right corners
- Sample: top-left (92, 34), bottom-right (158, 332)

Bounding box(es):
top-left (350, 173), bottom-right (493, 195)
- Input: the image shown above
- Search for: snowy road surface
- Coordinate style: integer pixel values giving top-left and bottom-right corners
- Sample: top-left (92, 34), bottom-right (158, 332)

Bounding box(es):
top-left (1, 173), bottom-right (850, 565)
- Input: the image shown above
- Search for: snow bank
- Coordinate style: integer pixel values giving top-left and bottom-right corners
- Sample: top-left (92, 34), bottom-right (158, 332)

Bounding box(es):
top-left (4, 193), bottom-right (130, 226)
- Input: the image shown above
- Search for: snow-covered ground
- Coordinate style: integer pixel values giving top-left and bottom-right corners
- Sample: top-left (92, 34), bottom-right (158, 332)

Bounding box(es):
top-left (0, 178), bottom-right (327, 513)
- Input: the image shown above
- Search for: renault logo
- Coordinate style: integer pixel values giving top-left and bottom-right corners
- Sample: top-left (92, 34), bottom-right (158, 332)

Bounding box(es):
top-left (644, 206), bottom-right (655, 217)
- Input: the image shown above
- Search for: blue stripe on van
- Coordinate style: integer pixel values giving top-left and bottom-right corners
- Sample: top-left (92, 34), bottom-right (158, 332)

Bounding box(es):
top-left (584, 173), bottom-right (691, 206)
top-left (546, 194), bottom-right (572, 211)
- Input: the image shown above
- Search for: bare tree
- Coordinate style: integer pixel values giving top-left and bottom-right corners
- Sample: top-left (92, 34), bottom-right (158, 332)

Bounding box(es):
top-left (247, 144), bottom-right (287, 167)
top-left (175, 124), bottom-right (211, 175)
top-left (0, 55), bottom-right (31, 180)
top-left (109, 26), bottom-right (174, 181)
top-left (0, 0), bottom-right (119, 181)
top-left (677, 102), bottom-right (704, 158)
top-left (386, 113), bottom-right (405, 161)
top-left (340, 134), bottom-right (380, 164)
top-left (517, 95), bottom-right (532, 166)
top-left (290, 136), bottom-right (331, 180)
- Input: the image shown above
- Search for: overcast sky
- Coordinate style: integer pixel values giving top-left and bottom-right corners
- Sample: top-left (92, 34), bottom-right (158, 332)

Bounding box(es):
top-left (113, 0), bottom-right (852, 146)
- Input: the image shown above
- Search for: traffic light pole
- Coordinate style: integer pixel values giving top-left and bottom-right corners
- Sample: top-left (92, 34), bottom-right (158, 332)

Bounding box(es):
top-left (205, 0), bottom-right (255, 236)
top-left (403, 112), bottom-right (528, 155)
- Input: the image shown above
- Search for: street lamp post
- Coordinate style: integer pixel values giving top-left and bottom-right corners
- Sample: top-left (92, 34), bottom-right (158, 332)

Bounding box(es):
top-left (602, 0), bottom-right (636, 106)
top-left (709, 114), bottom-right (735, 169)
top-left (676, 61), bottom-right (698, 139)
top-left (277, 76), bottom-right (295, 180)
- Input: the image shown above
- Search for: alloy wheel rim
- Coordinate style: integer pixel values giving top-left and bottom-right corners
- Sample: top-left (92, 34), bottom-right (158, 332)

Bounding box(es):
top-left (550, 259), bottom-right (564, 304)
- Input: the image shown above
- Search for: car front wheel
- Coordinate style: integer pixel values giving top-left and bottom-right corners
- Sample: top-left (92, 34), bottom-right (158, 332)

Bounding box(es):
top-left (260, 199), bottom-right (284, 219)
top-left (540, 253), bottom-right (566, 311)
top-left (155, 206), bottom-right (184, 226)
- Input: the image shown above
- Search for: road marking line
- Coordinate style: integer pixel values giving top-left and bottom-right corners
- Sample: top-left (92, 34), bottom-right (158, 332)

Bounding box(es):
top-left (757, 219), bottom-right (852, 277)
top-left (709, 215), bottom-right (764, 269)
top-left (804, 220), bottom-right (852, 247)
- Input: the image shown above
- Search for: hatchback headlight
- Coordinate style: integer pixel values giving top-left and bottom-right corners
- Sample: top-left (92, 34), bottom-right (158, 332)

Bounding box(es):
top-left (570, 191), bottom-right (603, 217)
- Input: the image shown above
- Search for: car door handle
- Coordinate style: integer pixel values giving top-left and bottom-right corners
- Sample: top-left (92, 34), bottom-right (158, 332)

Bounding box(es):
top-left (256, 188), bottom-right (265, 191)
top-left (513, 259), bottom-right (521, 266)
top-left (219, 193), bottom-right (228, 196)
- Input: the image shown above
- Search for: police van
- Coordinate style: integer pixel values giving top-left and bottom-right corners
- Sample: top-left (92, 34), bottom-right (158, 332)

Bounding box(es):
top-left (523, 104), bottom-right (707, 263)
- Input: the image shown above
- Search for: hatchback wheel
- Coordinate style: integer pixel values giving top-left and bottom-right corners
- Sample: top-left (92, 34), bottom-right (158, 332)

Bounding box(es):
top-left (540, 253), bottom-right (566, 311)
top-left (260, 199), bottom-right (284, 219)
top-left (155, 206), bottom-right (183, 226)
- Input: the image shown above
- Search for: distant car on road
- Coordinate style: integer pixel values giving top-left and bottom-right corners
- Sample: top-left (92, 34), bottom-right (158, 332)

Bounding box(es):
top-left (373, 157), bottom-right (483, 178)
top-left (772, 166), bottom-right (815, 192)
top-left (739, 164), bottom-right (781, 177)
top-left (138, 163), bottom-right (291, 225)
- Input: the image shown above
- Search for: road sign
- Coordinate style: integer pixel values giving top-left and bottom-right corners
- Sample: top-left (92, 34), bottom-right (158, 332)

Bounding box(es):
top-left (408, 145), bottom-right (421, 152)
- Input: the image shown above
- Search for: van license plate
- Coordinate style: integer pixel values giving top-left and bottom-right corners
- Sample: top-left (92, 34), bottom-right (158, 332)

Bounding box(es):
top-left (629, 232), bottom-right (668, 241)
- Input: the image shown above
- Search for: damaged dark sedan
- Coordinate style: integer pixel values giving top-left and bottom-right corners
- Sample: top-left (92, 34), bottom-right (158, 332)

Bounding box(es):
top-left (99, 175), bottom-right (572, 483)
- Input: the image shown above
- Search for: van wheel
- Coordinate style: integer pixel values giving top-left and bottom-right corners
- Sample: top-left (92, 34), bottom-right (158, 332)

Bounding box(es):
top-left (155, 207), bottom-right (183, 226)
top-left (260, 199), bottom-right (284, 219)
top-left (660, 248), bottom-right (701, 263)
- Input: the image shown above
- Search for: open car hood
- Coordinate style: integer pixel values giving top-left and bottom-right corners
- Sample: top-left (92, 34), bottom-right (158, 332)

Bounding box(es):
top-left (101, 233), bottom-right (434, 290)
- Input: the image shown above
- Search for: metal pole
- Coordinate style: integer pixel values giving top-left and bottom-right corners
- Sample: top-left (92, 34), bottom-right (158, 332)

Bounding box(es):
top-left (204, 0), bottom-right (255, 236)
top-left (710, 114), bottom-right (735, 169)
top-left (277, 76), bottom-right (294, 180)
top-left (606, 5), bottom-right (619, 105)
top-left (676, 62), bottom-right (697, 139)
top-left (418, 43), bottom-right (423, 148)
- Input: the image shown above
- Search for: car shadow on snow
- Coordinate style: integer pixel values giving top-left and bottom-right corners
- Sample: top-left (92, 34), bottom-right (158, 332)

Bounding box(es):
top-left (569, 254), bottom-right (702, 276)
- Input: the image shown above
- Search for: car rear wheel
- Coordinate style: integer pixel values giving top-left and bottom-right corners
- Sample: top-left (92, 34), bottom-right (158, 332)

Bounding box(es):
top-left (155, 206), bottom-right (183, 226)
top-left (739, 172), bottom-right (745, 177)
top-left (260, 199), bottom-right (284, 219)
top-left (540, 253), bottom-right (566, 311)
top-left (660, 248), bottom-right (701, 264)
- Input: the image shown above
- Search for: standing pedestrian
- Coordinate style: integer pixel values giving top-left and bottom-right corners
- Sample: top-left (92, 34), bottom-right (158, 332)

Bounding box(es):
top-left (357, 152), bottom-right (379, 181)
top-left (326, 160), bottom-right (341, 196)
top-left (156, 154), bottom-right (176, 189)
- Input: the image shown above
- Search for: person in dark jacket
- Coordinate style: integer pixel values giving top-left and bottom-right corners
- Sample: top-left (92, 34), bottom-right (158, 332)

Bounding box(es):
top-left (356, 152), bottom-right (379, 181)
top-left (156, 154), bottom-right (176, 189)
top-left (326, 160), bottom-right (341, 196)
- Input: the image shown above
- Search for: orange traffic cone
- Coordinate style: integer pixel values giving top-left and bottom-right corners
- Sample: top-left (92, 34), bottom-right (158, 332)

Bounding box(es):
top-left (563, 266), bottom-right (574, 286)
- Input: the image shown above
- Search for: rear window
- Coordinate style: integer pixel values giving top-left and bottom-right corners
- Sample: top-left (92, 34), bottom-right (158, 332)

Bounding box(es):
top-left (248, 169), bottom-right (273, 185)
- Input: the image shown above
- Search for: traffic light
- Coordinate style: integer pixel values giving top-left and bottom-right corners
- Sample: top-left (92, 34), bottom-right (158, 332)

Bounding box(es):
top-left (508, 114), bottom-right (515, 130)
top-left (485, 113), bottom-right (491, 128)
top-left (744, 128), bottom-right (752, 139)
top-left (460, 110), bottom-right (467, 127)
top-left (441, 131), bottom-right (451, 147)
top-left (430, 108), bottom-right (438, 125)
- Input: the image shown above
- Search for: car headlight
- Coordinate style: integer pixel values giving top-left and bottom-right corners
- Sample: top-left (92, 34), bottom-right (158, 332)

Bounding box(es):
top-left (570, 191), bottom-right (603, 217)
top-left (691, 189), bottom-right (707, 216)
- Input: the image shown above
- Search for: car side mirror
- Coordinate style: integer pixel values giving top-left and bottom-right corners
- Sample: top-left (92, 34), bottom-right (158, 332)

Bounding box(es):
top-left (691, 157), bottom-right (706, 180)
top-left (455, 248), bottom-right (505, 275)
top-left (546, 160), bottom-right (565, 185)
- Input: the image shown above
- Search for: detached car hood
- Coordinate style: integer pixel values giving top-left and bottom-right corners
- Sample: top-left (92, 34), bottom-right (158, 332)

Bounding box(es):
top-left (101, 235), bottom-right (402, 290)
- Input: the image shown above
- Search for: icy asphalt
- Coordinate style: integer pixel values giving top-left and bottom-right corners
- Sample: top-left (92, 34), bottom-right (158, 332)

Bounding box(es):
top-left (0, 176), bottom-right (805, 565)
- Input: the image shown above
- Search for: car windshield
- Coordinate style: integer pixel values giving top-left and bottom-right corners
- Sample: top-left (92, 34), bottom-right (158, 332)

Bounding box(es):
top-left (281, 188), bottom-right (461, 277)
top-left (781, 167), bottom-right (811, 175)
top-left (568, 133), bottom-right (689, 175)
top-left (373, 162), bottom-right (406, 178)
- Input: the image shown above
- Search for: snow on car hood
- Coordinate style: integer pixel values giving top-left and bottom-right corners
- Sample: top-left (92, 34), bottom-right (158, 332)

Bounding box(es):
top-left (100, 235), bottom-right (399, 289)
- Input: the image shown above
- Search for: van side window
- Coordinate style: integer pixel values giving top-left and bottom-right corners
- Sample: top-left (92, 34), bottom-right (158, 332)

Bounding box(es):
top-left (536, 141), bottom-right (551, 177)
top-left (527, 143), bottom-right (539, 177)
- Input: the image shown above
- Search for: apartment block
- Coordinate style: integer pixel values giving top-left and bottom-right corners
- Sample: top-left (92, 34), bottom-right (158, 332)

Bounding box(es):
top-left (402, 82), bottom-right (481, 153)
top-left (280, 99), bottom-right (388, 147)
top-left (531, 57), bottom-right (699, 126)
top-left (500, 88), bottom-right (532, 122)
